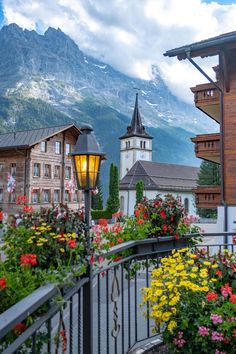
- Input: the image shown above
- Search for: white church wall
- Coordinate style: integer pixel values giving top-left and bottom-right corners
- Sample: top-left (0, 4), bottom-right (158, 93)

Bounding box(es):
top-left (119, 189), bottom-right (196, 217)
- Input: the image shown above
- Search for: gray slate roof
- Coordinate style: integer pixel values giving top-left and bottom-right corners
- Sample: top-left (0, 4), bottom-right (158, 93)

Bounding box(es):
top-left (120, 160), bottom-right (199, 191)
top-left (0, 124), bottom-right (80, 150)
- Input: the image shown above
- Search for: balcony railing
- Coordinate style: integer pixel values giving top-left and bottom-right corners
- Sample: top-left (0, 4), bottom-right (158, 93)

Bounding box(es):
top-left (193, 185), bottom-right (221, 208)
top-left (190, 83), bottom-right (220, 122)
top-left (191, 133), bottom-right (220, 164)
top-left (0, 234), bottom-right (235, 354)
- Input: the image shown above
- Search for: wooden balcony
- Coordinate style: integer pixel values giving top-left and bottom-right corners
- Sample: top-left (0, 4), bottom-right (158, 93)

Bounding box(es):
top-left (191, 133), bottom-right (220, 164)
top-left (190, 83), bottom-right (220, 122)
top-left (193, 186), bottom-right (221, 209)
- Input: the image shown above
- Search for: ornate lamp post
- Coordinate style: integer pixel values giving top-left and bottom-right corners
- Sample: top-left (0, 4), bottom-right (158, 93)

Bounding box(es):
top-left (71, 124), bottom-right (106, 354)
top-left (71, 124), bottom-right (106, 226)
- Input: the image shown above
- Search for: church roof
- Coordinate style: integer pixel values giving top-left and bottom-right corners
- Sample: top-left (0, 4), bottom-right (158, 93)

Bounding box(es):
top-left (119, 93), bottom-right (153, 139)
top-left (120, 160), bottom-right (199, 191)
top-left (0, 124), bottom-right (80, 150)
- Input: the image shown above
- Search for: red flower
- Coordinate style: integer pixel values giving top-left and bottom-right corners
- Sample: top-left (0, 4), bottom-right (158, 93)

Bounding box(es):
top-left (16, 195), bottom-right (28, 205)
top-left (98, 256), bottom-right (104, 264)
top-left (171, 215), bottom-right (174, 222)
top-left (162, 224), bottom-right (168, 232)
top-left (12, 323), bottom-right (27, 336)
top-left (229, 294), bottom-right (236, 305)
top-left (60, 330), bottom-right (66, 337)
top-left (20, 254), bottom-right (37, 267)
top-left (143, 212), bottom-right (149, 220)
top-left (23, 205), bottom-right (33, 213)
top-left (174, 234), bottom-right (180, 240)
top-left (112, 211), bottom-right (123, 218)
top-left (215, 270), bottom-right (222, 277)
top-left (206, 292), bottom-right (218, 302)
top-left (89, 255), bottom-right (95, 265)
top-left (98, 219), bottom-right (108, 226)
top-left (114, 256), bottom-right (122, 262)
top-left (135, 209), bottom-right (141, 217)
top-left (233, 329), bottom-right (236, 338)
top-left (160, 210), bottom-right (167, 219)
top-left (117, 237), bottom-right (123, 244)
top-left (221, 283), bottom-right (232, 297)
top-left (0, 278), bottom-right (6, 290)
top-left (67, 239), bottom-right (77, 249)
top-left (137, 219), bottom-right (144, 225)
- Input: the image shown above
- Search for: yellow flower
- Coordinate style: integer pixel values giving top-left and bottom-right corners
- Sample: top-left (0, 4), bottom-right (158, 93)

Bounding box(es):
top-left (212, 264), bottom-right (218, 269)
top-left (187, 259), bottom-right (194, 265)
top-left (162, 312), bottom-right (172, 322)
top-left (168, 320), bottom-right (177, 332)
top-left (36, 243), bottom-right (43, 247)
top-left (203, 261), bottom-right (211, 266)
top-left (60, 248), bottom-right (65, 253)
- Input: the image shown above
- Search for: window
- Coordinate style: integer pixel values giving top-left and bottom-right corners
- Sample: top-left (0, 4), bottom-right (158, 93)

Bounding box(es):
top-left (10, 163), bottom-right (16, 177)
top-left (33, 163), bottom-right (40, 177)
top-left (0, 163), bottom-right (4, 172)
top-left (55, 141), bottom-right (61, 154)
top-left (40, 141), bottom-right (47, 152)
top-left (125, 141), bottom-right (131, 149)
top-left (32, 190), bottom-right (39, 204)
top-left (66, 143), bottom-right (71, 155)
top-left (54, 165), bottom-right (60, 178)
top-left (65, 166), bottom-right (71, 180)
top-left (140, 141), bottom-right (143, 148)
top-left (54, 190), bottom-right (60, 203)
top-left (184, 198), bottom-right (189, 213)
top-left (143, 141), bottom-right (146, 149)
top-left (0, 189), bottom-right (3, 202)
top-left (73, 191), bottom-right (78, 202)
top-left (9, 192), bottom-right (16, 203)
top-left (65, 190), bottom-right (70, 202)
top-left (44, 164), bottom-right (51, 178)
top-left (43, 190), bottom-right (50, 203)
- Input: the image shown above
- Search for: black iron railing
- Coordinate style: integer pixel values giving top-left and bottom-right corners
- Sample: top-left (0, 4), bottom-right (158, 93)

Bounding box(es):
top-left (0, 233), bottom-right (235, 354)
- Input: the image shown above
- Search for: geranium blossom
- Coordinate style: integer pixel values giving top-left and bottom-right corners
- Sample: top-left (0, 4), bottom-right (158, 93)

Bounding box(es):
top-left (198, 326), bottom-right (210, 336)
top-left (220, 283), bottom-right (232, 297)
top-left (211, 331), bottom-right (224, 342)
top-left (0, 278), bottom-right (6, 290)
top-left (229, 293), bottom-right (236, 305)
top-left (12, 323), bottom-right (27, 336)
top-left (67, 239), bottom-right (77, 249)
top-left (206, 291), bottom-right (218, 301)
top-left (210, 314), bottom-right (223, 325)
top-left (20, 254), bottom-right (37, 267)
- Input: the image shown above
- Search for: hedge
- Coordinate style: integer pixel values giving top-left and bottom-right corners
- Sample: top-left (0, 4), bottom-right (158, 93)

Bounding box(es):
top-left (91, 210), bottom-right (113, 220)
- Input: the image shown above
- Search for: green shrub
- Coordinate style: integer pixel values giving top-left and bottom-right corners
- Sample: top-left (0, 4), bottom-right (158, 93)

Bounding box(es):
top-left (91, 210), bottom-right (112, 220)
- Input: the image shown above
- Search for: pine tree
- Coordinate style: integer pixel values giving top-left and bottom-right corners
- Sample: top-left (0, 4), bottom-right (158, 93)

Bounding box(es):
top-left (136, 180), bottom-right (144, 204)
top-left (106, 163), bottom-right (120, 213)
top-left (197, 161), bottom-right (220, 218)
top-left (91, 177), bottom-right (103, 210)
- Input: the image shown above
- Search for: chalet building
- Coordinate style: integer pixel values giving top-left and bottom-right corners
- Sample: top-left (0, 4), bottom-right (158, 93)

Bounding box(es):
top-left (164, 30), bottom-right (236, 232)
top-left (0, 124), bottom-right (82, 214)
top-left (119, 94), bottom-right (198, 216)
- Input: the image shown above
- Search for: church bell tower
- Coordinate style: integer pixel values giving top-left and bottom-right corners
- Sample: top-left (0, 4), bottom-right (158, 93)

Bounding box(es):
top-left (119, 93), bottom-right (153, 179)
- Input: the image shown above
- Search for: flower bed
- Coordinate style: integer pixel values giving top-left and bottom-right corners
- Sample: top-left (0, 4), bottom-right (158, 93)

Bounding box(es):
top-left (142, 248), bottom-right (236, 353)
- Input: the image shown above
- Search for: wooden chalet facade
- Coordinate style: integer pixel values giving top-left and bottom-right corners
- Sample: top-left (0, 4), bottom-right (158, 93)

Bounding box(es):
top-left (0, 124), bottom-right (82, 214)
top-left (165, 31), bottom-right (236, 213)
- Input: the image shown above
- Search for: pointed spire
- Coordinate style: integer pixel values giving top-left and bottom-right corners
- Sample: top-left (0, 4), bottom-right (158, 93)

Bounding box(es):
top-left (119, 93), bottom-right (153, 139)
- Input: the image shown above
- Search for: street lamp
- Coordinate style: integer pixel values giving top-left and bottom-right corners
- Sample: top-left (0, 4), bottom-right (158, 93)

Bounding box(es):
top-left (71, 124), bottom-right (106, 354)
top-left (71, 124), bottom-right (106, 225)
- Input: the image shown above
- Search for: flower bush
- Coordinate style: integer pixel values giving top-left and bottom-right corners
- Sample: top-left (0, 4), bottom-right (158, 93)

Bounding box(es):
top-left (135, 194), bottom-right (200, 239)
top-left (142, 248), bottom-right (236, 353)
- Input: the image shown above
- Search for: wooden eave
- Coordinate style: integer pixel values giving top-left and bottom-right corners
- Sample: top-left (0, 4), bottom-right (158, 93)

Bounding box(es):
top-left (191, 133), bottom-right (220, 143)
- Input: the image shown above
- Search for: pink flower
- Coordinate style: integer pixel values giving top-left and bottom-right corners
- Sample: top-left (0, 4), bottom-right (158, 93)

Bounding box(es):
top-left (215, 350), bottom-right (226, 354)
top-left (220, 283), bottom-right (232, 297)
top-left (173, 332), bottom-right (186, 348)
top-left (198, 326), bottom-right (210, 337)
top-left (210, 314), bottom-right (223, 325)
top-left (211, 331), bottom-right (224, 342)
top-left (98, 256), bottom-right (104, 264)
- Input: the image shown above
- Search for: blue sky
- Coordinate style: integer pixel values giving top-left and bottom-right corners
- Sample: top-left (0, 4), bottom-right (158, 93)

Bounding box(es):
top-left (1, 0), bottom-right (236, 103)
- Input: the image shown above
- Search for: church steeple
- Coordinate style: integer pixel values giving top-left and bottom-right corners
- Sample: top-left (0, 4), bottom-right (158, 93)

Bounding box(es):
top-left (119, 93), bottom-right (153, 179)
top-left (119, 93), bottom-right (152, 139)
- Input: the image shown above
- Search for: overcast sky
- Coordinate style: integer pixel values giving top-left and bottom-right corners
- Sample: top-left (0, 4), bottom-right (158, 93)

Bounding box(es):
top-left (1, 0), bottom-right (236, 102)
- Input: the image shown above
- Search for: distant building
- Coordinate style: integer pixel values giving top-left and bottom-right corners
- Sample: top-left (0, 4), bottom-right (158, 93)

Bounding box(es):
top-left (119, 94), bottom-right (199, 216)
top-left (0, 124), bottom-right (82, 213)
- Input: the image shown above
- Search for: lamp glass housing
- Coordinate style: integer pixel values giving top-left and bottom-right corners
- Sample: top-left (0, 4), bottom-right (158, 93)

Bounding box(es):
top-left (74, 154), bottom-right (101, 189)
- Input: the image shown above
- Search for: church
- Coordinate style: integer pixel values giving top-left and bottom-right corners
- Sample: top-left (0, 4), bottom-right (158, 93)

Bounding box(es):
top-left (119, 94), bottom-right (199, 216)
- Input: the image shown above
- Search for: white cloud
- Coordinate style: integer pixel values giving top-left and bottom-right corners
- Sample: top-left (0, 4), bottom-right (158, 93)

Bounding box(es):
top-left (2, 0), bottom-right (236, 102)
